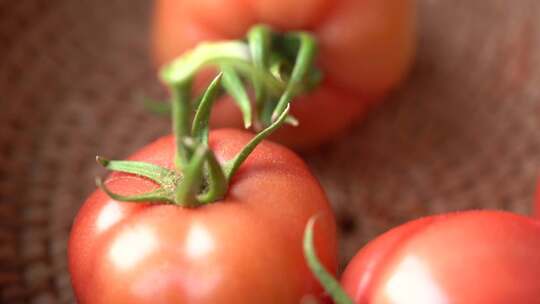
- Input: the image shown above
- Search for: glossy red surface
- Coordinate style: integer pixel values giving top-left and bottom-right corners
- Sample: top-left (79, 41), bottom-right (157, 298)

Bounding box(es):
top-left (341, 211), bottom-right (540, 303)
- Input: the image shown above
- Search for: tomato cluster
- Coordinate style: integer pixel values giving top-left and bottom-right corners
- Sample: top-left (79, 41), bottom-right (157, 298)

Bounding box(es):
top-left (68, 2), bottom-right (540, 304)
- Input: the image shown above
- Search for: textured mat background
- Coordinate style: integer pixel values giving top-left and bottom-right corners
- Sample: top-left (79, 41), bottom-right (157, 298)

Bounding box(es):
top-left (1, 0), bottom-right (540, 303)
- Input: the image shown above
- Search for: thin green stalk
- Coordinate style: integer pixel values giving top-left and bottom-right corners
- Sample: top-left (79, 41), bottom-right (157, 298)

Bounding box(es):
top-left (248, 25), bottom-right (272, 110)
top-left (175, 144), bottom-right (208, 207)
top-left (224, 104), bottom-right (290, 180)
top-left (304, 216), bottom-right (354, 304)
top-left (221, 65), bottom-right (252, 129)
top-left (171, 83), bottom-right (192, 171)
top-left (191, 74), bottom-right (223, 145)
top-left (197, 150), bottom-right (228, 203)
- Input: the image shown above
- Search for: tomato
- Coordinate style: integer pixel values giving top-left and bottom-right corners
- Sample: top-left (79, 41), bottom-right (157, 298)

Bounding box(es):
top-left (340, 211), bottom-right (540, 303)
top-left (68, 129), bottom-right (337, 303)
top-left (151, 0), bottom-right (416, 149)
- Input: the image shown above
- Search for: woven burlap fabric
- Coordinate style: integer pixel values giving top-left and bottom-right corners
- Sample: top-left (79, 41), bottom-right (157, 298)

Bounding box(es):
top-left (1, 0), bottom-right (540, 303)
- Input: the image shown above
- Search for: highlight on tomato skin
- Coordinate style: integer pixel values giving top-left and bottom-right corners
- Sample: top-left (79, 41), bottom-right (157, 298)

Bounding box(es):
top-left (340, 210), bottom-right (540, 304)
top-left (68, 129), bottom-right (338, 304)
top-left (151, 0), bottom-right (417, 150)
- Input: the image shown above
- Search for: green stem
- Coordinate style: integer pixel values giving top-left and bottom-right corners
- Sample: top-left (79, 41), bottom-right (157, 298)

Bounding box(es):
top-left (197, 150), bottom-right (228, 203)
top-left (171, 83), bottom-right (192, 171)
top-left (248, 25), bottom-right (271, 70)
top-left (303, 216), bottom-right (354, 304)
top-left (160, 41), bottom-right (250, 85)
top-left (248, 25), bottom-right (272, 111)
top-left (159, 40), bottom-right (283, 96)
top-left (175, 144), bottom-right (208, 207)
top-left (181, 138), bottom-right (228, 203)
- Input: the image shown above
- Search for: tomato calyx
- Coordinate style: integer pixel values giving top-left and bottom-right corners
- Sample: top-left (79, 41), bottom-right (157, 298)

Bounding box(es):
top-left (96, 93), bottom-right (289, 207)
top-left (304, 216), bottom-right (354, 304)
top-left (95, 156), bottom-right (180, 204)
top-left (148, 24), bottom-right (322, 130)
top-left (95, 24), bottom-right (318, 208)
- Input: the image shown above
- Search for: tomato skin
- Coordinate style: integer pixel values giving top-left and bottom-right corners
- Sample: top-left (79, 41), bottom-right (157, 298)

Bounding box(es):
top-left (341, 211), bottom-right (540, 304)
top-left (68, 129), bottom-right (337, 304)
top-left (151, 0), bottom-right (416, 149)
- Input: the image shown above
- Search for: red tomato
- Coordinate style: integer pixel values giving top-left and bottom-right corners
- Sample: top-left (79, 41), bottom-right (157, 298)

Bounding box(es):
top-left (151, 0), bottom-right (416, 149)
top-left (69, 129), bottom-right (337, 304)
top-left (340, 211), bottom-right (540, 303)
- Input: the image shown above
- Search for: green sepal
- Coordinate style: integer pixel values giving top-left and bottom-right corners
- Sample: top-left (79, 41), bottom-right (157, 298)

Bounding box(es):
top-left (160, 41), bottom-right (251, 85)
top-left (217, 58), bottom-right (284, 95)
top-left (96, 177), bottom-right (175, 204)
top-left (259, 97), bottom-right (278, 128)
top-left (247, 24), bottom-right (272, 108)
top-left (221, 65), bottom-right (252, 129)
top-left (303, 216), bottom-right (354, 304)
top-left (224, 103), bottom-right (290, 180)
top-left (96, 156), bottom-right (177, 188)
top-left (272, 32), bottom-right (317, 121)
top-left (192, 73), bottom-right (223, 145)
top-left (247, 25), bottom-right (271, 70)
top-left (160, 41), bottom-right (283, 96)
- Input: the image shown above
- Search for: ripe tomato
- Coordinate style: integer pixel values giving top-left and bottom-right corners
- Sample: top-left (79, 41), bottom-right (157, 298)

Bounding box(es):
top-left (69, 129), bottom-right (337, 303)
top-left (340, 211), bottom-right (540, 303)
top-left (151, 0), bottom-right (416, 149)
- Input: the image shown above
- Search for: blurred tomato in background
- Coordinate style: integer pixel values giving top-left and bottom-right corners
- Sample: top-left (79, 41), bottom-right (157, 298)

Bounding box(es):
top-left (151, 0), bottom-right (416, 149)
